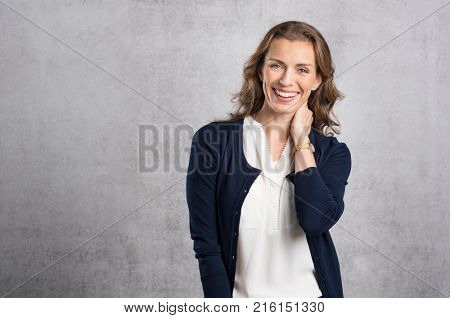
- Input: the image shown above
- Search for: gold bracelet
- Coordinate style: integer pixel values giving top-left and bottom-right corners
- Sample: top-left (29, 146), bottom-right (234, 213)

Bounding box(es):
top-left (294, 142), bottom-right (315, 153)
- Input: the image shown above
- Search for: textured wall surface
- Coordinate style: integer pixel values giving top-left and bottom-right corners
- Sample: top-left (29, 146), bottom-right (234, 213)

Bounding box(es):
top-left (0, 0), bottom-right (449, 298)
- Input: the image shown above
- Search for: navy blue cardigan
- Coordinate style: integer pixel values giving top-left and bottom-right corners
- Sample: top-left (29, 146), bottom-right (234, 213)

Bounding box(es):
top-left (186, 117), bottom-right (352, 298)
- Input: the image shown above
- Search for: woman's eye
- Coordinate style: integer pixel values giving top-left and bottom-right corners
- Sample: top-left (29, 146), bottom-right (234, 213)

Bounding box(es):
top-left (270, 64), bottom-right (308, 73)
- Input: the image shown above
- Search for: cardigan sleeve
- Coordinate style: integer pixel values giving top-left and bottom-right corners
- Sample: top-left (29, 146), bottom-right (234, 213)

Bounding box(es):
top-left (186, 125), bottom-right (231, 298)
top-left (287, 142), bottom-right (352, 237)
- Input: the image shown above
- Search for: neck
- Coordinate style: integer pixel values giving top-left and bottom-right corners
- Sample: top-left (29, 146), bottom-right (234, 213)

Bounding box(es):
top-left (253, 106), bottom-right (293, 141)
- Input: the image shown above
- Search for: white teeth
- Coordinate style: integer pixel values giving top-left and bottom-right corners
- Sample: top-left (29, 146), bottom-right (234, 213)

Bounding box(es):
top-left (274, 88), bottom-right (298, 98)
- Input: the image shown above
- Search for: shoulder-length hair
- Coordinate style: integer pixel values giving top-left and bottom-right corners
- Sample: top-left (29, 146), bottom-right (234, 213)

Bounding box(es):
top-left (217, 21), bottom-right (344, 137)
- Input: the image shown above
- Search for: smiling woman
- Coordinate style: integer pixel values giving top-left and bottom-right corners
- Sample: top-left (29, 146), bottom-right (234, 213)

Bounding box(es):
top-left (187, 21), bottom-right (352, 298)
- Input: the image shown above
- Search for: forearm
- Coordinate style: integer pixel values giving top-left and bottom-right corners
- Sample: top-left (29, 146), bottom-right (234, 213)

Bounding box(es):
top-left (198, 256), bottom-right (232, 297)
top-left (289, 141), bottom-right (351, 236)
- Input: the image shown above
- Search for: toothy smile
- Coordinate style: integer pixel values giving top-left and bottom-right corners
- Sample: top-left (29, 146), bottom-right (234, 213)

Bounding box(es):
top-left (272, 88), bottom-right (299, 98)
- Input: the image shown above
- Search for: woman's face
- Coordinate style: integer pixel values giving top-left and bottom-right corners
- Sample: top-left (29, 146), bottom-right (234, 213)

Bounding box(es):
top-left (259, 38), bottom-right (322, 115)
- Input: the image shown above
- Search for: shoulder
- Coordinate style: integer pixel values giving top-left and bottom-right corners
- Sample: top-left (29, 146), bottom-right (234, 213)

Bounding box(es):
top-left (190, 118), bottom-right (241, 157)
top-left (192, 118), bottom-right (241, 144)
top-left (313, 130), bottom-right (351, 165)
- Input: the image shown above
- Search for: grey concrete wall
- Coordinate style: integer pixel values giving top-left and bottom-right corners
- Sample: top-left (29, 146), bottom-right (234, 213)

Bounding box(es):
top-left (0, 0), bottom-right (449, 297)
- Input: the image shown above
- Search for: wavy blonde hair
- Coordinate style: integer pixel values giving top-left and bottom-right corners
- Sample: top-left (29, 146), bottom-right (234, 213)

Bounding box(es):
top-left (217, 21), bottom-right (344, 137)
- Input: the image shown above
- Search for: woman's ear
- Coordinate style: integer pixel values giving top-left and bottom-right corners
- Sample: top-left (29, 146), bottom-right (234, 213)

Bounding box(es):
top-left (312, 74), bottom-right (322, 91)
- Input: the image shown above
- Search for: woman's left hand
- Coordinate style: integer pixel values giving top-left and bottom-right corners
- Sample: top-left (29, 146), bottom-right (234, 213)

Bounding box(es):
top-left (290, 100), bottom-right (313, 145)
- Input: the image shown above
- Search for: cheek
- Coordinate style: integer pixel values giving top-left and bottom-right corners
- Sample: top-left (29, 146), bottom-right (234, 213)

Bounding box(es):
top-left (263, 79), bottom-right (272, 103)
top-left (301, 90), bottom-right (311, 100)
top-left (300, 85), bottom-right (314, 97)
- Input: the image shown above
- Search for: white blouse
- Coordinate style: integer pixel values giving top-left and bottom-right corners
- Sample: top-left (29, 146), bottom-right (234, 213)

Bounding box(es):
top-left (232, 115), bottom-right (322, 298)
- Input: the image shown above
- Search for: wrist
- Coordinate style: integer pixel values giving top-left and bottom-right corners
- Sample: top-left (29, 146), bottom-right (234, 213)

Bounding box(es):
top-left (294, 145), bottom-right (317, 171)
top-left (293, 139), bottom-right (315, 153)
top-left (293, 134), bottom-right (309, 145)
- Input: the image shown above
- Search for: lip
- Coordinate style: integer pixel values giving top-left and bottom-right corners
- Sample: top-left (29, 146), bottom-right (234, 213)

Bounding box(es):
top-left (273, 87), bottom-right (300, 93)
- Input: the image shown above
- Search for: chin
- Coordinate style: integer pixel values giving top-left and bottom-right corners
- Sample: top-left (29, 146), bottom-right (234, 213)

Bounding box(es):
top-left (270, 104), bottom-right (296, 114)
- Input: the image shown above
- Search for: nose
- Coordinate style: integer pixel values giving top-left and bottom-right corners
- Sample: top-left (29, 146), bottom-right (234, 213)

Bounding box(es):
top-left (279, 68), bottom-right (295, 86)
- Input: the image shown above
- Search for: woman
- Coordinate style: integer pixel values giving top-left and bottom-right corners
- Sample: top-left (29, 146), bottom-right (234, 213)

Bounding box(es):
top-left (186, 21), bottom-right (351, 298)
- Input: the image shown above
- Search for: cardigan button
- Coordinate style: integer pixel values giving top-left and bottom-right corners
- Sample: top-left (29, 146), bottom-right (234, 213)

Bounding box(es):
top-left (232, 255), bottom-right (235, 259)
top-left (235, 211), bottom-right (239, 215)
top-left (243, 189), bottom-right (247, 193)
top-left (234, 231), bottom-right (237, 236)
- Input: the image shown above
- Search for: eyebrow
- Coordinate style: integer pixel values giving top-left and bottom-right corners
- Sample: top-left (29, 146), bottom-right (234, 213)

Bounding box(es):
top-left (267, 58), bottom-right (313, 67)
